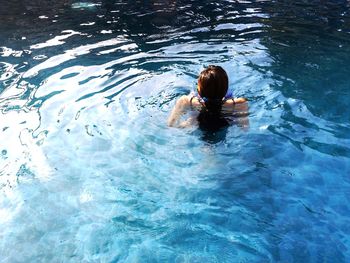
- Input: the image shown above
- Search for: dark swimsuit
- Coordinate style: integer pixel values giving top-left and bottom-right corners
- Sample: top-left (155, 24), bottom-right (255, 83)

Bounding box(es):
top-left (189, 95), bottom-right (236, 131)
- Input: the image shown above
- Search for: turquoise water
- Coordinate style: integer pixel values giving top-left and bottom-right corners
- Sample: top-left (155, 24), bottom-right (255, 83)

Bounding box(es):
top-left (1, 0), bottom-right (350, 262)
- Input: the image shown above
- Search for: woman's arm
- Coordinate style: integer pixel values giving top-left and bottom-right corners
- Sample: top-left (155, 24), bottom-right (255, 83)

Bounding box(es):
top-left (178, 115), bottom-right (198, 128)
top-left (234, 98), bottom-right (249, 129)
top-left (223, 98), bottom-right (249, 129)
top-left (167, 95), bottom-right (191, 127)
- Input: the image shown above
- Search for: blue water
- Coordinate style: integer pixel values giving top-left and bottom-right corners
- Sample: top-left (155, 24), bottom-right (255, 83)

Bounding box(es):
top-left (1, 0), bottom-right (350, 262)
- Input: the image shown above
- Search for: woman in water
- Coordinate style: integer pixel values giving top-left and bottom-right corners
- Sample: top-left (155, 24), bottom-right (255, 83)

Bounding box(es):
top-left (167, 65), bottom-right (249, 130)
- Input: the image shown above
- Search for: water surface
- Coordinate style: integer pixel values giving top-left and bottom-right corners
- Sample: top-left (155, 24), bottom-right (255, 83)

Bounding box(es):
top-left (1, 0), bottom-right (350, 262)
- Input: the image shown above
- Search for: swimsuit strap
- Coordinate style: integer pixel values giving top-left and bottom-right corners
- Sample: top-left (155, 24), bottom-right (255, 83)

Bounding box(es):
top-left (222, 97), bottom-right (235, 107)
top-left (189, 96), bottom-right (196, 109)
top-left (190, 95), bottom-right (206, 109)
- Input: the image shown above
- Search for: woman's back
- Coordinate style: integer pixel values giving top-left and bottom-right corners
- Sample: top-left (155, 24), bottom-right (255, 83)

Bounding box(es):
top-left (167, 65), bottom-right (249, 129)
top-left (191, 96), bottom-right (248, 131)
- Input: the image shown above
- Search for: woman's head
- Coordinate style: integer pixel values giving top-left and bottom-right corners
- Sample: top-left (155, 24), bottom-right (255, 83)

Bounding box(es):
top-left (197, 65), bottom-right (228, 100)
top-left (196, 66), bottom-right (230, 130)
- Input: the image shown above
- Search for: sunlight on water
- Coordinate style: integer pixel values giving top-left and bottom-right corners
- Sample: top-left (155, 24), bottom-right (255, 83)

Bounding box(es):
top-left (71, 2), bottom-right (101, 10)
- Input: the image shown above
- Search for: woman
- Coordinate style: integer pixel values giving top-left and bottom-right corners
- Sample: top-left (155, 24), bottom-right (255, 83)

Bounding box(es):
top-left (168, 65), bottom-right (249, 130)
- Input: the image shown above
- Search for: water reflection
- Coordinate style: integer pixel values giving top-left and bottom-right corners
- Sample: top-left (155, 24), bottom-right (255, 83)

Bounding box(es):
top-left (260, 1), bottom-right (350, 122)
top-left (256, 1), bottom-right (350, 160)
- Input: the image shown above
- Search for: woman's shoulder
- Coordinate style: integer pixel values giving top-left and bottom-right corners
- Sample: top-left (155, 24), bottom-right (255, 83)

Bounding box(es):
top-left (174, 95), bottom-right (190, 107)
top-left (234, 97), bottom-right (247, 104)
top-left (186, 94), bottom-right (203, 109)
top-left (172, 94), bottom-right (199, 111)
top-left (223, 97), bottom-right (248, 111)
top-left (223, 97), bottom-right (247, 105)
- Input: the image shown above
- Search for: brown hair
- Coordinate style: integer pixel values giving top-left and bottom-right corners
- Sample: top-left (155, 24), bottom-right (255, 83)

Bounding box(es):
top-left (198, 65), bottom-right (228, 100)
top-left (197, 65), bottom-right (230, 131)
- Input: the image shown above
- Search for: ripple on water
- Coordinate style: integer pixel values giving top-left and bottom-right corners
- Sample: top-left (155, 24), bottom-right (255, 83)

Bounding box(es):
top-left (1, 0), bottom-right (350, 262)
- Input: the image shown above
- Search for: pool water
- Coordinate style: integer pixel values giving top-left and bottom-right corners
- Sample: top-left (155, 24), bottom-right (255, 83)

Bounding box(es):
top-left (1, 0), bottom-right (350, 262)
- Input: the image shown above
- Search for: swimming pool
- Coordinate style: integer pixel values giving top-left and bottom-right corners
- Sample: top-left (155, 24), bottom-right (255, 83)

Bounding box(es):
top-left (1, 0), bottom-right (350, 262)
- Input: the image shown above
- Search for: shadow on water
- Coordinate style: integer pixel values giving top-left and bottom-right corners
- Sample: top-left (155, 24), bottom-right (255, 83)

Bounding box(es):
top-left (260, 1), bottom-right (350, 123)
top-left (250, 1), bottom-right (350, 159)
top-left (196, 126), bottom-right (229, 145)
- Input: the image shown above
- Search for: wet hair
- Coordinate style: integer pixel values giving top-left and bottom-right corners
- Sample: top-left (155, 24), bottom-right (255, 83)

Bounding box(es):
top-left (198, 65), bottom-right (228, 112)
top-left (197, 65), bottom-right (229, 131)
